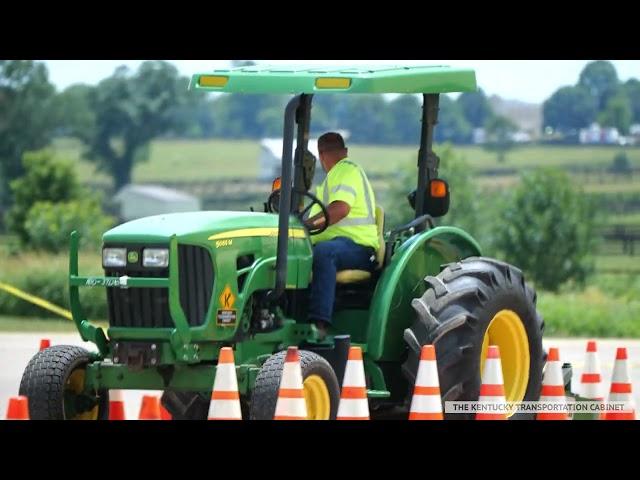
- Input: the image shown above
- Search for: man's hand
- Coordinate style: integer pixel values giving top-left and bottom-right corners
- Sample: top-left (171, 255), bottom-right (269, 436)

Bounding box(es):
top-left (305, 201), bottom-right (350, 230)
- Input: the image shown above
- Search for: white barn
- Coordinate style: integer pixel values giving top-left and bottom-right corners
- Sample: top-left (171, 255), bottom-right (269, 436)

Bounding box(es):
top-left (258, 131), bottom-right (350, 185)
top-left (258, 138), bottom-right (320, 181)
top-left (114, 184), bottom-right (201, 222)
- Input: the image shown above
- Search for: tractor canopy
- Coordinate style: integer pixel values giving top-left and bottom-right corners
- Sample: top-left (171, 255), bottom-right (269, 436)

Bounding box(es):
top-left (190, 65), bottom-right (477, 95)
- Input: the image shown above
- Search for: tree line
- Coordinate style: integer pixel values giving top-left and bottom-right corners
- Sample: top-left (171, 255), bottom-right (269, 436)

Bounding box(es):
top-left (1, 59), bottom-right (508, 200)
top-left (543, 60), bottom-right (640, 136)
top-left (2, 59), bottom-right (638, 209)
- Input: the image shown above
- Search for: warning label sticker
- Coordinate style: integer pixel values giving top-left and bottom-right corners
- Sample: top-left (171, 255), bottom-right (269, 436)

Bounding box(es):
top-left (219, 284), bottom-right (236, 309)
top-left (217, 309), bottom-right (237, 326)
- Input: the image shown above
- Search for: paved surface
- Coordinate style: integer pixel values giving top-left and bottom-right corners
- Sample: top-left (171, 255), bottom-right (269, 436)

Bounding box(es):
top-left (1, 333), bottom-right (638, 419)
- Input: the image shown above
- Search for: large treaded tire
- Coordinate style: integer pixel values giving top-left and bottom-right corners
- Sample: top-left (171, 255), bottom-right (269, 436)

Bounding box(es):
top-left (402, 257), bottom-right (544, 420)
top-left (19, 345), bottom-right (109, 420)
top-left (249, 350), bottom-right (340, 420)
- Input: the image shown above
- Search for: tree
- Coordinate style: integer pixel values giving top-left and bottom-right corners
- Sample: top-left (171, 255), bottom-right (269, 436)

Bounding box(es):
top-left (624, 78), bottom-right (640, 124)
top-left (542, 85), bottom-right (597, 134)
top-left (384, 144), bottom-right (495, 245)
top-left (84, 61), bottom-right (187, 190)
top-left (52, 84), bottom-right (95, 139)
top-left (578, 60), bottom-right (619, 111)
top-left (457, 88), bottom-right (493, 128)
top-left (494, 169), bottom-right (597, 291)
top-left (24, 199), bottom-right (113, 252)
top-left (610, 151), bottom-right (631, 174)
top-left (484, 115), bottom-right (518, 162)
top-left (386, 95), bottom-right (420, 144)
top-left (342, 95), bottom-right (392, 144)
top-left (5, 150), bottom-right (81, 245)
top-left (434, 95), bottom-right (472, 144)
top-left (212, 93), bottom-right (287, 139)
top-left (598, 91), bottom-right (633, 135)
top-left (0, 60), bottom-right (56, 206)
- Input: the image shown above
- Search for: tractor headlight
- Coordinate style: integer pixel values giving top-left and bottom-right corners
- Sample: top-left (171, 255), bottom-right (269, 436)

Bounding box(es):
top-left (102, 248), bottom-right (127, 268)
top-left (143, 248), bottom-right (169, 268)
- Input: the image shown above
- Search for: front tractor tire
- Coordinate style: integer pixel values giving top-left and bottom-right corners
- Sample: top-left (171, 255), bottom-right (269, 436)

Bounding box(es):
top-left (19, 345), bottom-right (109, 420)
top-left (402, 257), bottom-right (544, 420)
top-left (250, 350), bottom-right (341, 420)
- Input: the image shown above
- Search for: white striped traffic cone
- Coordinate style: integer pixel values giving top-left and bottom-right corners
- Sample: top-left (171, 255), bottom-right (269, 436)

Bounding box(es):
top-left (337, 346), bottom-right (369, 420)
top-left (476, 345), bottom-right (507, 420)
top-left (274, 347), bottom-right (308, 420)
top-left (603, 347), bottom-right (636, 420)
top-left (580, 341), bottom-right (603, 401)
top-left (409, 345), bottom-right (443, 420)
top-left (108, 390), bottom-right (126, 420)
top-left (537, 347), bottom-right (569, 420)
top-left (208, 347), bottom-right (242, 420)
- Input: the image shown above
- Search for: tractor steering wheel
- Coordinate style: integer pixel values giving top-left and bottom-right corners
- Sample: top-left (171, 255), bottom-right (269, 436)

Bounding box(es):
top-left (267, 189), bottom-right (330, 236)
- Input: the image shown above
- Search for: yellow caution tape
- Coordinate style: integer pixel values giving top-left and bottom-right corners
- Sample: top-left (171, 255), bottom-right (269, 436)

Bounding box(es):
top-left (0, 281), bottom-right (73, 321)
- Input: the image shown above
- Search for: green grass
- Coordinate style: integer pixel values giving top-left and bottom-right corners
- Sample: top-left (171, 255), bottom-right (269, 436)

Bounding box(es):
top-left (0, 316), bottom-right (107, 333)
top-left (608, 212), bottom-right (640, 226)
top-left (594, 255), bottom-right (640, 273)
top-left (52, 138), bottom-right (640, 183)
top-left (538, 287), bottom-right (640, 338)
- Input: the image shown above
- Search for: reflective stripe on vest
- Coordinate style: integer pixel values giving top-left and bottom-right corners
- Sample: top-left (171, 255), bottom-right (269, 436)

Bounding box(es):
top-left (321, 163), bottom-right (376, 227)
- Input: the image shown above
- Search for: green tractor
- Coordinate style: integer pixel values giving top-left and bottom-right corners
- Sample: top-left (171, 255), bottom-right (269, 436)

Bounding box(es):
top-left (20, 65), bottom-right (548, 420)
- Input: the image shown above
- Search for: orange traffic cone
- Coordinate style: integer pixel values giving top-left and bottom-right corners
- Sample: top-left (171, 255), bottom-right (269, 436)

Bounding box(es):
top-left (476, 345), bottom-right (507, 420)
top-left (409, 345), bottom-right (443, 420)
top-left (108, 390), bottom-right (126, 420)
top-left (6, 396), bottom-right (30, 420)
top-left (337, 346), bottom-right (369, 420)
top-left (603, 347), bottom-right (636, 420)
top-left (208, 347), bottom-right (242, 420)
top-left (39, 339), bottom-right (50, 351)
top-left (580, 341), bottom-right (603, 401)
top-left (274, 347), bottom-right (307, 420)
top-left (537, 347), bottom-right (569, 420)
top-left (160, 405), bottom-right (172, 420)
top-left (138, 395), bottom-right (162, 420)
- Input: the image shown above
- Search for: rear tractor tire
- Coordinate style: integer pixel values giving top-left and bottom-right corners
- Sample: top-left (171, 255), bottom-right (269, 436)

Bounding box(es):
top-left (402, 257), bottom-right (544, 420)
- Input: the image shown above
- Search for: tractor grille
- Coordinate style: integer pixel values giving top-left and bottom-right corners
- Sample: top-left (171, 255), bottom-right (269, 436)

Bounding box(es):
top-left (105, 244), bottom-right (214, 329)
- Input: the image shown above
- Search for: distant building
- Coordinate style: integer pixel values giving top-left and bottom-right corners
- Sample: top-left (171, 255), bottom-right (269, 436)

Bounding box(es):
top-left (472, 128), bottom-right (486, 145)
top-left (511, 131), bottom-right (533, 143)
top-left (114, 184), bottom-right (201, 222)
top-left (259, 138), bottom-right (320, 181)
top-left (258, 131), bottom-right (350, 184)
top-left (579, 123), bottom-right (621, 145)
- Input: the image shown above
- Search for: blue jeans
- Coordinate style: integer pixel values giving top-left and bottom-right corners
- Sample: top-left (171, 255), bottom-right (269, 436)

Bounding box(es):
top-left (308, 237), bottom-right (376, 324)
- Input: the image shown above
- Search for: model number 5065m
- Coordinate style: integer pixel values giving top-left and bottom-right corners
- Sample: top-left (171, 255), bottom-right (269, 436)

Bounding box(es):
top-left (215, 239), bottom-right (233, 248)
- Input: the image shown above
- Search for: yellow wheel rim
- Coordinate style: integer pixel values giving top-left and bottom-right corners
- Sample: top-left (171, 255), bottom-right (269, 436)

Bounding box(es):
top-left (65, 369), bottom-right (99, 420)
top-left (480, 309), bottom-right (529, 418)
top-left (303, 375), bottom-right (331, 420)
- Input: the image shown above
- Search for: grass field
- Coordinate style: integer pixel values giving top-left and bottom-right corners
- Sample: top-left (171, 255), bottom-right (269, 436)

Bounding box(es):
top-left (52, 138), bottom-right (640, 184)
top-left (0, 316), bottom-right (107, 333)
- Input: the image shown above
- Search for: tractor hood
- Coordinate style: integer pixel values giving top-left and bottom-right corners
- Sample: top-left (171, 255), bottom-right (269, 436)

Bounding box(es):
top-left (103, 211), bottom-right (295, 244)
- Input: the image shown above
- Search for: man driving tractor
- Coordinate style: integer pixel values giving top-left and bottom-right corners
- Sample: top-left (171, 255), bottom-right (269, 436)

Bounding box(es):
top-left (304, 132), bottom-right (379, 339)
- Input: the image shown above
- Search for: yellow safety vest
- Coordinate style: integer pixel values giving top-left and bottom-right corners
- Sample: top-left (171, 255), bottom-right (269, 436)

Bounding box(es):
top-left (309, 158), bottom-right (379, 249)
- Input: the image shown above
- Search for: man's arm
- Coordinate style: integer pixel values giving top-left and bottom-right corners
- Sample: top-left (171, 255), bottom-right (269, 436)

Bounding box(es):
top-left (305, 201), bottom-right (351, 229)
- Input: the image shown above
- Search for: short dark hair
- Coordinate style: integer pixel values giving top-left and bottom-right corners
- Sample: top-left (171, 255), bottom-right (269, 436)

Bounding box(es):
top-left (318, 132), bottom-right (346, 153)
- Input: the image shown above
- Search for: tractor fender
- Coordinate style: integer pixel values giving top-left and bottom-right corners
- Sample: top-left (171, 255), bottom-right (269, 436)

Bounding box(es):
top-left (366, 226), bottom-right (482, 361)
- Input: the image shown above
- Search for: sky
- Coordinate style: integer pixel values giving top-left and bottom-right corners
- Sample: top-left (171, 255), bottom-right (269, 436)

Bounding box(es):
top-left (41, 60), bottom-right (640, 104)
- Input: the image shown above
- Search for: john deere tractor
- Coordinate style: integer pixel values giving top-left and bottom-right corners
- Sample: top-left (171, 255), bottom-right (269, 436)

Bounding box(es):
top-left (20, 65), bottom-right (547, 420)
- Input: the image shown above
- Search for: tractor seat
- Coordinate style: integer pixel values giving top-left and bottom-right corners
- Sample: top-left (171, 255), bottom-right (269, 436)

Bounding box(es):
top-left (336, 205), bottom-right (385, 284)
